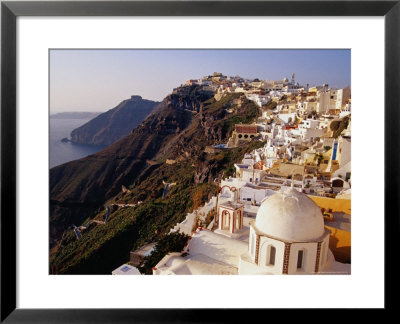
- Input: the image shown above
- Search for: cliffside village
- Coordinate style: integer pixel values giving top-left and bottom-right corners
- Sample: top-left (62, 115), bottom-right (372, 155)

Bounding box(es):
top-left (112, 72), bottom-right (351, 275)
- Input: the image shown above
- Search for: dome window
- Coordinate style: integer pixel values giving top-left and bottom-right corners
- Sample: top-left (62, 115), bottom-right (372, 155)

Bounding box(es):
top-left (297, 250), bottom-right (304, 269)
top-left (267, 245), bottom-right (276, 266)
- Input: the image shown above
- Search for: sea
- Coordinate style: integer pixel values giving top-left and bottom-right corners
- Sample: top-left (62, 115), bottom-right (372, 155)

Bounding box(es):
top-left (50, 118), bottom-right (106, 169)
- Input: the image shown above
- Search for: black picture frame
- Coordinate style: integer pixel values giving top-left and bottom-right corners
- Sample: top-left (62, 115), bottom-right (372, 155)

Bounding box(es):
top-left (1, 0), bottom-right (398, 322)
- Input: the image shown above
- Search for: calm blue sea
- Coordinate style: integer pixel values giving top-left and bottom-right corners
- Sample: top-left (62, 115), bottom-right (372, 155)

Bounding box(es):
top-left (50, 118), bottom-right (106, 169)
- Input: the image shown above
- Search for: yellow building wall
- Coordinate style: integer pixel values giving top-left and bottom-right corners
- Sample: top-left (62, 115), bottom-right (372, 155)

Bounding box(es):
top-left (309, 196), bottom-right (351, 263)
top-left (325, 225), bottom-right (351, 263)
top-left (308, 87), bottom-right (318, 93)
top-left (309, 195), bottom-right (351, 214)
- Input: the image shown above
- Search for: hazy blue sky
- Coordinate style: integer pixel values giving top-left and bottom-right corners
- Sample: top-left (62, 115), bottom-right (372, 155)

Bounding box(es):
top-left (50, 49), bottom-right (350, 113)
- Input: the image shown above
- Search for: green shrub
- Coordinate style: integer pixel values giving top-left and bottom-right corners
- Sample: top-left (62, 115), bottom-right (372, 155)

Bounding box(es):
top-left (330, 116), bottom-right (350, 138)
top-left (204, 208), bottom-right (216, 227)
top-left (138, 232), bottom-right (190, 274)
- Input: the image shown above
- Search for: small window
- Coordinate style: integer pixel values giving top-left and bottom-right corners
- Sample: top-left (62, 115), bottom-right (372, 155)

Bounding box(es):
top-left (235, 212), bottom-right (240, 229)
top-left (268, 246), bottom-right (276, 266)
top-left (297, 250), bottom-right (304, 269)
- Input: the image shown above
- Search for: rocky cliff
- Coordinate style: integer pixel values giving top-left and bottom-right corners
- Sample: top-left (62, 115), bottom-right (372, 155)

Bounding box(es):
top-left (70, 95), bottom-right (159, 146)
top-left (49, 85), bottom-right (261, 273)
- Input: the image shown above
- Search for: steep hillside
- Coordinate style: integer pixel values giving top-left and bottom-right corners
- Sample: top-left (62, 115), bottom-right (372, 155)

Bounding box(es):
top-left (49, 86), bottom-right (262, 273)
top-left (70, 95), bottom-right (159, 146)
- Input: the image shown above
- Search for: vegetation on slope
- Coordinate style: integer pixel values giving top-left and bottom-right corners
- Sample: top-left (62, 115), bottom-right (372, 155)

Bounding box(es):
top-left (262, 100), bottom-right (277, 110)
top-left (49, 100), bottom-right (198, 244)
top-left (330, 116), bottom-right (350, 138)
top-left (138, 232), bottom-right (190, 275)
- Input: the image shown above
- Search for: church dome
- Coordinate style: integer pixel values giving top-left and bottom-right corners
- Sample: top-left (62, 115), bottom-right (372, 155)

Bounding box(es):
top-left (255, 188), bottom-right (325, 241)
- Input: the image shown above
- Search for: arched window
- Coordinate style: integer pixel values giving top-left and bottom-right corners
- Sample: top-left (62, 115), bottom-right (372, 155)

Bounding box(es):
top-left (235, 210), bottom-right (241, 230)
top-left (267, 245), bottom-right (276, 266)
top-left (222, 210), bottom-right (230, 230)
top-left (297, 250), bottom-right (304, 269)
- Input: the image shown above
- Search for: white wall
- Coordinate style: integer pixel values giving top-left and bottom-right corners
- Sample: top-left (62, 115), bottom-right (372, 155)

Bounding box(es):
top-left (332, 161), bottom-right (351, 180)
top-left (339, 136), bottom-right (351, 166)
top-left (301, 127), bottom-right (326, 141)
top-left (249, 227), bottom-right (256, 258)
top-left (318, 91), bottom-right (330, 115)
top-left (287, 242), bottom-right (318, 274)
top-left (240, 186), bottom-right (272, 204)
top-left (278, 113), bottom-right (296, 124)
top-left (258, 237), bottom-right (286, 274)
top-left (319, 233), bottom-right (331, 270)
top-left (241, 169), bottom-right (265, 183)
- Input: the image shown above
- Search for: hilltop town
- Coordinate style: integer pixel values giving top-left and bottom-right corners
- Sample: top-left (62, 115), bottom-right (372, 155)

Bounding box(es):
top-left (111, 72), bottom-right (351, 276)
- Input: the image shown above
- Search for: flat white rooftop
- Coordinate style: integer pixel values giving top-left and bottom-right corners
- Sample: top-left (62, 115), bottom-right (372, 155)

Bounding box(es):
top-left (112, 264), bottom-right (141, 275)
top-left (154, 229), bottom-right (248, 275)
top-left (219, 201), bottom-right (244, 209)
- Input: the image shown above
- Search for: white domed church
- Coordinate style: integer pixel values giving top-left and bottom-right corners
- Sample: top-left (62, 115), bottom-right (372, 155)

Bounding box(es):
top-left (239, 187), bottom-right (335, 274)
top-left (153, 186), bottom-right (349, 275)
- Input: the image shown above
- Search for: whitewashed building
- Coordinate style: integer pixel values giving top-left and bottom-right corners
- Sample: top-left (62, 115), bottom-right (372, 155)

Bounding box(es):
top-left (112, 264), bottom-right (141, 275)
top-left (246, 93), bottom-right (271, 107)
top-left (239, 188), bottom-right (339, 274)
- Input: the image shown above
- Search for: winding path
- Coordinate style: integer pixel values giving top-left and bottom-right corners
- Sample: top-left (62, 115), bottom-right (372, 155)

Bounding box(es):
top-left (71, 203), bottom-right (137, 240)
top-left (162, 180), bottom-right (176, 199)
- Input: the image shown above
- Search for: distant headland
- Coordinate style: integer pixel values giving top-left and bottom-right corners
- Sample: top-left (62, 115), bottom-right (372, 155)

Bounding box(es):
top-left (50, 111), bottom-right (102, 119)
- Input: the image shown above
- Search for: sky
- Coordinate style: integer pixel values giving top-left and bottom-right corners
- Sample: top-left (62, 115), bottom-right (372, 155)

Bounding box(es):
top-left (50, 49), bottom-right (351, 113)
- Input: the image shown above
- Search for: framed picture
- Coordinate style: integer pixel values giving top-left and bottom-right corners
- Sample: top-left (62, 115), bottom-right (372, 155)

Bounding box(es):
top-left (1, 0), bottom-right (397, 321)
